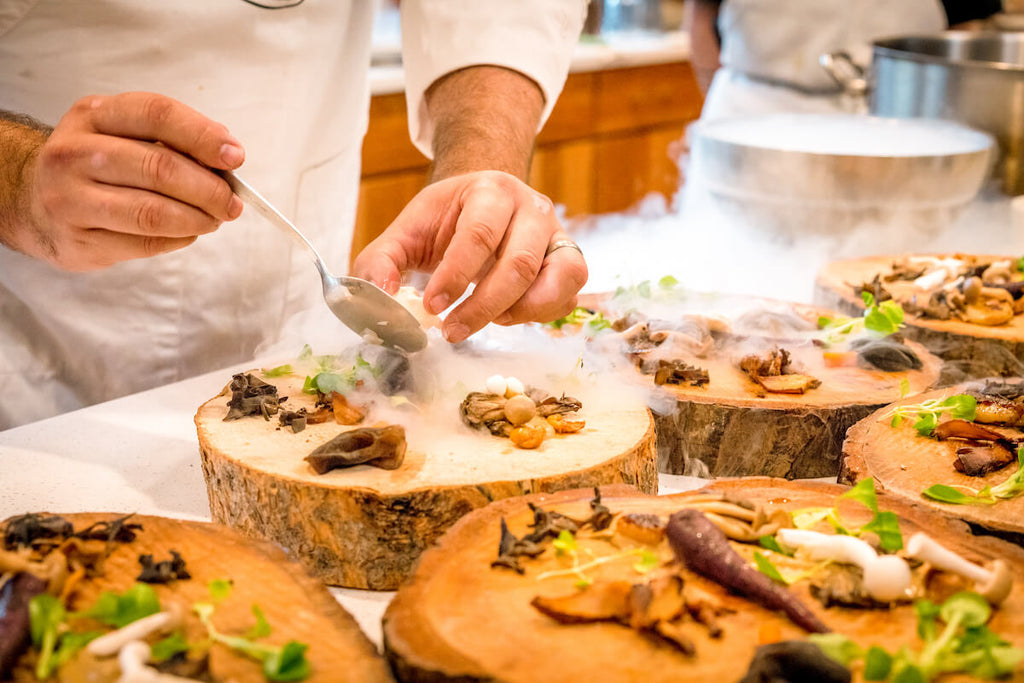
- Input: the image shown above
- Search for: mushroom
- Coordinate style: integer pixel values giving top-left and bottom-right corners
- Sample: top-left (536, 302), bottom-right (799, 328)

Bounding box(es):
top-left (503, 394), bottom-right (537, 426)
top-left (982, 260), bottom-right (1014, 285)
top-left (304, 425), bottom-right (406, 473)
top-left (905, 533), bottom-right (1013, 605)
top-left (88, 606), bottom-right (183, 657)
top-left (776, 529), bottom-right (911, 603)
top-left (116, 640), bottom-right (202, 683)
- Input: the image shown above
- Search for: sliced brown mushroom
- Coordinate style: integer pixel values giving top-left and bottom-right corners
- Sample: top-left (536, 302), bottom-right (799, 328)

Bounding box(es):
top-left (304, 425), bottom-right (406, 474)
top-left (628, 574), bottom-right (686, 630)
top-left (954, 443), bottom-right (1015, 477)
top-left (753, 374), bottom-right (821, 395)
top-left (932, 419), bottom-right (1006, 442)
top-left (531, 580), bottom-right (633, 624)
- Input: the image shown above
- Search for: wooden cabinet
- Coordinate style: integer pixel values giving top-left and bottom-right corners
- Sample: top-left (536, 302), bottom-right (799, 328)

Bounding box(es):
top-left (353, 61), bottom-right (704, 263)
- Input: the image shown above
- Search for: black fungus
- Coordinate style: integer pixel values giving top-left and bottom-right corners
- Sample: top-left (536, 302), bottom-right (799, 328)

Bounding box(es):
top-left (224, 373), bottom-right (281, 421)
top-left (491, 518), bottom-right (546, 573)
top-left (738, 641), bottom-right (851, 683)
top-left (137, 550), bottom-right (191, 584)
top-left (278, 409), bottom-right (308, 434)
top-left (522, 503), bottom-right (579, 543)
top-left (74, 514), bottom-right (143, 544)
top-left (304, 425), bottom-right (406, 474)
top-left (850, 338), bottom-right (922, 372)
top-left (2, 513), bottom-right (73, 550)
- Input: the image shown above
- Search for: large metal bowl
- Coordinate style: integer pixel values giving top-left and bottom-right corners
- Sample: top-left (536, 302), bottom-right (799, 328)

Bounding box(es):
top-left (688, 113), bottom-right (994, 237)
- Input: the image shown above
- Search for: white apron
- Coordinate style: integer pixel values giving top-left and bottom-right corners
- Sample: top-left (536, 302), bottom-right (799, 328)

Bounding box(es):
top-left (0, 0), bottom-right (586, 430)
top-left (0, 1), bottom-right (370, 429)
top-left (701, 0), bottom-right (946, 121)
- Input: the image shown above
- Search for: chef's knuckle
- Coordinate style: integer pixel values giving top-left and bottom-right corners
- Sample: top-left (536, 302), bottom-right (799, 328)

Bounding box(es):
top-left (505, 248), bottom-right (542, 284)
top-left (207, 180), bottom-right (234, 214)
top-left (132, 197), bottom-right (165, 233)
top-left (140, 235), bottom-right (170, 258)
top-left (140, 148), bottom-right (177, 186)
top-left (140, 94), bottom-right (176, 128)
top-left (564, 258), bottom-right (589, 290)
top-left (462, 220), bottom-right (500, 253)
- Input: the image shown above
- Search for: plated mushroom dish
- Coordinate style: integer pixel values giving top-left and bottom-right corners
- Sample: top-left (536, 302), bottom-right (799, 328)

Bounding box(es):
top-left (382, 480), bottom-right (1024, 683)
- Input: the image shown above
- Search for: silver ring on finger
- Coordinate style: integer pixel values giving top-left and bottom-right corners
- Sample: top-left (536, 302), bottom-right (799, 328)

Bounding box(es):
top-left (545, 239), bottom-right (583, 258)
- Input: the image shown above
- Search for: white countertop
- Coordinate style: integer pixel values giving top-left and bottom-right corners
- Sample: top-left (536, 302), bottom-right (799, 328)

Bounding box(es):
top-left (370, 31), bottom-right (691, 96)
top-left (0, 358), bottom-right (707, 651)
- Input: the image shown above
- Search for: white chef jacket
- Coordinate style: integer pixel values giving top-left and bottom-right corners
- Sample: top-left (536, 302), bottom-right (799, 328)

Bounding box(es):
top-left (0, 0), bottom-right (586, 429)
top-left (700, 0), bottom-right (946, 122)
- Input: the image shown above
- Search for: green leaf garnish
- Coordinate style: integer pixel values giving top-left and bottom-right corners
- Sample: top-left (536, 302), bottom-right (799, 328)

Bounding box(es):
top-left (658, 275), bottom-right (679, 289)
top-left (758, 535), bottom-right (794, 556)
top-left (76, 583), bottom-right (160, 629)
top-left (809, 633), bottom-right (863, 666)
top-left (888, 394), bottom-right (977, 437)
top-left (838, 479), bottom-right (903, 551)
top-left (864, 645), bottom-right (894, 680)
top-left (194, 599), bottom-right (310, 682)
top-left (150, 631), bottom-right (192, 663)
top-left (552, 529), bottom-right (577, 556)
top-left (262, 364), bottom-right (292, 377)
top-left (923, 448), bottom-right (1024, 506)
top-left (633, 549), bottom-right (660, 575)
top-left (246, 604), bottom-right (273, 640)
top-left (209, 578), bottom-right (234, 602)
top-left (546, 307), bottom-right (612, 333)
top-left (263, 641), bottom-right (312, 682)
top-left (753, 551), bottom-right (788, 585)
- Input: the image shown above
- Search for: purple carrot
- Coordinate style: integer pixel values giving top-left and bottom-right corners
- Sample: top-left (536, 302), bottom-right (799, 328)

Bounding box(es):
top-left (0, 572), bottom-right (49, 677)
top-left (666, 508), bottom-right (830, 634)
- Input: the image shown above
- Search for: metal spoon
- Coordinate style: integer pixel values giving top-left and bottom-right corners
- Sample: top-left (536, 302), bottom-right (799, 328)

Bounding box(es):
top-left (222, 171), bottom-right (427, 353)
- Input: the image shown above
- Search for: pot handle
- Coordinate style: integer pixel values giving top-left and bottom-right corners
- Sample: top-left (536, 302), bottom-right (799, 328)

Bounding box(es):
top-left (820, 51), bottom-right (869, 97)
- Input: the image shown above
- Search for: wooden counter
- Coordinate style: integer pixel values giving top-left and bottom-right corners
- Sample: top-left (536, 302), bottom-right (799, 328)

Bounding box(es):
top-left (353, 60), bottom-right (704, 263)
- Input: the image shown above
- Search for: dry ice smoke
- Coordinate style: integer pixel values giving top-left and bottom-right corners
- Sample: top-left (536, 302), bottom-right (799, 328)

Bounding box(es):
top-left (573, 131), bottom-right (1024, 304)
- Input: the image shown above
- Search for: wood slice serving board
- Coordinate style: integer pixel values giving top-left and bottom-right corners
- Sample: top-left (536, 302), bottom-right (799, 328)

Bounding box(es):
top-left (815, 254), bottom-right (1024, 382)
top-left (577, 294), bottom-right (941, 479)
top-left (4, 513), bottom-right (390, 682)
top-left (383, 480), bottom-right (1024, 683)
top-left (842, 386), bottom-right (1024, 538)
top-left (196, 371), bottom-right (657, 590)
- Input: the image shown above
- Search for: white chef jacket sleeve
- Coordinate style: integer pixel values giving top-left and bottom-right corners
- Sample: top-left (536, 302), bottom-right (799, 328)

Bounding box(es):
top-left (400, 0), bottom-right (587, 158)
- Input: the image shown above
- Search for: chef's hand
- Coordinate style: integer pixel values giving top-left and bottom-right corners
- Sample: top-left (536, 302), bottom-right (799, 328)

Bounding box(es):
top-left (352, 170), bottom-right (588, 343)
top-left (5, 92), bottom-right (243, 271)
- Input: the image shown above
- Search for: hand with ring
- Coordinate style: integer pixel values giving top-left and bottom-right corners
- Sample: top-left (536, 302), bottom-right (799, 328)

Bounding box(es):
top-left (352, 170), bottom-right (588, 343)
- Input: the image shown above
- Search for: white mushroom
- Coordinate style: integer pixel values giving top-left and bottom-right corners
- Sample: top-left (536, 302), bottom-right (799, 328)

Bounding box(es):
top-left (88, 606), bottom-right (182, 657)
top-left (484, 374), bottom-right (507, 396)
top-left (777, 528), bottom-right (912, 602)
top-left (905, 532), bottom-right (1014, 605)
top-left (116, 641), bottom-right (202, 683)
top-left (504, 376), bottom-right (525, 397)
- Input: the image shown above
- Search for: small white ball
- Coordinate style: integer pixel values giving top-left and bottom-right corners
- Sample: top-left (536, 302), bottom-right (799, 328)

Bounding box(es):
top-left (485, 374), bottom-right (507, 396)
top-left (505, 376), bottom-right (525, 396)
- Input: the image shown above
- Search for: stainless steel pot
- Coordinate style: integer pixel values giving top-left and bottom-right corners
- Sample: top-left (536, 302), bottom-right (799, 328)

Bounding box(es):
top-left (824, 32), bottom-right (1024, 195)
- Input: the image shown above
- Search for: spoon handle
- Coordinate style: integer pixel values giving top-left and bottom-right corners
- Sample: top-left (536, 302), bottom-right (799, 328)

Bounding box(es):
top-left (220, 170), bottom-right (331, 280)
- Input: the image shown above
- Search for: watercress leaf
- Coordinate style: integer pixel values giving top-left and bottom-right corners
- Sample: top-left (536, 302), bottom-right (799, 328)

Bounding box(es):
top-left (658, 275), bottom-right (679, 289)
top-left (817, 316), bottom-right (834, 329)
top-left (29, 593), bottom-right (64, 648)
top-left (879, 300), bottom-right (904, 326)
top-left (312, 372), bottom-right (353, 396)
top-left (922, 484), bottom-right (989, 506)
top-left (891, 414), bottom-right (905, 428)
top-left (899, 378), bottom-right (911, 399)
top-left (862, 291), bottom-right (876, 307)
top-left (956, 625), bottom-right (1008, 653)
top-left (891, 662), bottom-right (927, 683)
top-left (80, 583), bottom-right (160, 628)
top-left (301, 375), bottom-right (317, 395)
top-left (863, 646), bottom-right (893, 680)
top-left (262, 364), bottom-right (292, 377)
top-left (946, 394), bottom-right (977, 421)
top-left (753, 552), bottom-right (788, 585)
top-left (758, 535), bottom-right (794, 557)
top-left (208, 578), bottom-right (234, 602)
top-left (974, 646), bottom-right (1024, 678)
top-left (263, 640), bottom-right (311, 682)
top-left (808, 633), bottom-right (863, 666)
top-left (52, 630), bottom-right (102, 670)
top-left (245, 604), bottom-right (272, 640)
top-left (840, 478), bottom-right (880, 513)
top-left (865, 307), bottom-right (898, 335)
top-left (150, 631), bottom-right (191, 663)
top-left (633, 550), bottom-right (659, 575)
top-left (297, 344), bottom-right (313, 360)
top-left (915, 599), bottom-right (940, 641)
top-left (861, 510), bottom-right (903, 552)
top-left (940, 591), bottom-right (991, 629)
top-left (193, 602), bottom-right (215, 624)
top-left (914, 412), bottom-right (938, 436)
top-left (552, 529), bottom-right (577, 555)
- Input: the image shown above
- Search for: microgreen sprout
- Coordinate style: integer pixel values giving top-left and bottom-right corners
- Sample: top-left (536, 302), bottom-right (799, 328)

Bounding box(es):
top-left (923, 447), bottom-right (1024, 506)
top-left (818, 292), bottom-right (905, 347)
top-left (790, 479), bottom-right (903, 552)
top-left (546, 307), bottom-right (612, 334)
top-left (886, 394), bottom-right (977, 437)
top-left (537, 530), bottom-right (657, 587)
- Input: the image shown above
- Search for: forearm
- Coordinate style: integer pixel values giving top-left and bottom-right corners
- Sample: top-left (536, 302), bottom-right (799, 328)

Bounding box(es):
top-left (0, 112), bottom-right (51, 252)
top-left (424, 65), bottom-right (544, 183)
top-left (689, 0), bottom-right (722, 94)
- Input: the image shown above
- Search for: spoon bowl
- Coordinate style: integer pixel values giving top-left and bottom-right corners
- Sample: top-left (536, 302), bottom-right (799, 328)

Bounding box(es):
top-left (222, 171), bottom-right (427, 352)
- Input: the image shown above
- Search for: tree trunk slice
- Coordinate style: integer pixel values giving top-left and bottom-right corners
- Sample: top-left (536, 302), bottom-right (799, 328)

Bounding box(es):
top-left (196, 371), bottom-right (657, 590)
top-left (841, 385), bottom-right (1024, 538)
top-left (578, 294), bottom-right (941, 478)
top-left (5, 513), bottom-right (390, 683)
top-left (383, 480), bottom-right (1024, 683)
top-left (814, 254), bottom-right (1024, 384)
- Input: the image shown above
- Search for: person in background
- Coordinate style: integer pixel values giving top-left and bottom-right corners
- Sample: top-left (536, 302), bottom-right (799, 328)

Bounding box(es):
top-left (0, 1), bottom-right (589, 430)
top-left (688, 0), bottom-right (1003, 121)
